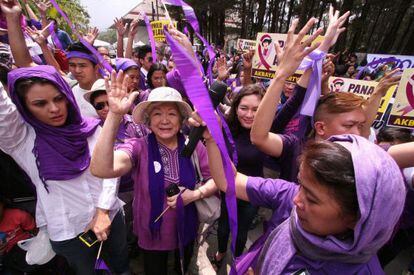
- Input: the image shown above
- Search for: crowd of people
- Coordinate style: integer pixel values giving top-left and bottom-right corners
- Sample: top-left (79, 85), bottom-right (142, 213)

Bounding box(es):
top-left (0, 1), bottom-right (414, 275)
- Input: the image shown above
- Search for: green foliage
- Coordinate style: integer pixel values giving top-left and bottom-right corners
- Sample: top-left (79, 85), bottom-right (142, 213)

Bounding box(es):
top-left (98, 29), bottom-right (117, 44)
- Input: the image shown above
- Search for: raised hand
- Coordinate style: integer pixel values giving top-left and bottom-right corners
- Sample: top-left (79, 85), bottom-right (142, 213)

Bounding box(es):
top-left (274, 18), bottom-right (323, 79)
top-left (375, 68), bottom-right (401, 97)
top-left (168, 27), bottom-right (195, 58)
top-left (105, 70), bottom-right (139, 116)
top-left (0, 0), bottom-right (22, 17)
top-left (242, 49), bottom-right (254, 70)
top-left (34, 0), bottom-right (51, 15)
top-left (25, 22), bottom-right (52, 46)
top-left (114, 17), bottom-right (128, 37)
top-left (83, 27), bottom-right (99, 45)
top-left (319, 6), bottom-right (350, 52)
top-left (217, 56), bottom-right (229, 81)
top-left (129, 19), bottom-right (139, 37)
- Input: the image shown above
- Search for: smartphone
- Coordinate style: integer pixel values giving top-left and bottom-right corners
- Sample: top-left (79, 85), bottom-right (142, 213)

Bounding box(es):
top-left (79, 230), bottom-right (98, 247)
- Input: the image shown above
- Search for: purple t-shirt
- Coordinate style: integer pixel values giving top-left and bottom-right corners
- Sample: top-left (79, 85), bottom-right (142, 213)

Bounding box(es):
top-left (117, 138), bottom-right (211, 251)
top-left (246, 176), bottom-right (384, 275)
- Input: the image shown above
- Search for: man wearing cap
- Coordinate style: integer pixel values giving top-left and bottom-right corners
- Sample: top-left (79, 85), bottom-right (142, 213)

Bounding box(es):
top-left (66, 42), bottom-right (101, 118)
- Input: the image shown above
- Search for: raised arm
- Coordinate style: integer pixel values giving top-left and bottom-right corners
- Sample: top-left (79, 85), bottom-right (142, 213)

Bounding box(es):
top-left (388, 142), bottom-right (414, 169)
top-left (125, 19), bottom-right (138, 59)
top-left (241, 49), bottom-right (254, 86)
top-left (90, 70), bottom-right (140, 178)
top-left (361, 69), bottom-right (401, 138)
top-left (25, 24), bottom-right (65, 75)
top-left (22, 0), bottom-right (38, 21)
top-left (251, 18), bottom-right (322, 157)
top-left (34, 0), bottom-right (51, 28)
top-left (114, 18), bottom-right (127, 58)
top-left (1, 0), bottom-right (36, 67)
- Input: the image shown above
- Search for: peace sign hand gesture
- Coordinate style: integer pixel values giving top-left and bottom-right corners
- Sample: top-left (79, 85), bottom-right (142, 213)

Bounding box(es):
top-left (105, 70), bottom-right (139, 116)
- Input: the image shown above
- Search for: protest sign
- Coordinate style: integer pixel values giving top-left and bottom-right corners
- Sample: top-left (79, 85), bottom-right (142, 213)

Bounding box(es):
top-left (387, 69), bottom-right (414, 129)
top-left (367, 54), bottom-right (414, 70)
top-left (236, 39), bottom-right (257, 52)
top-left (328, 76), bottom-right (397, 124)
top-left (251, 32), bottom-right (324, 79)
top-left (150, 20), bottom-right (177, 42)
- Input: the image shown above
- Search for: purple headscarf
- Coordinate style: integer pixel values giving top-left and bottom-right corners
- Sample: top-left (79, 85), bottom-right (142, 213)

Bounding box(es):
top-left (256, 134), bottom-right (406, 274)
top-left (115, 58), bottom-right (138, 72)
top-left (8, 65), bottom-right (100, 188)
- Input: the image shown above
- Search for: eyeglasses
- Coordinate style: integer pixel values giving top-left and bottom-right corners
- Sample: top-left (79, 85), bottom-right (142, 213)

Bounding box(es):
top-left (94, 101), bottom-right (108, 110)
top-left (147, 57), bottom-right (153, 63)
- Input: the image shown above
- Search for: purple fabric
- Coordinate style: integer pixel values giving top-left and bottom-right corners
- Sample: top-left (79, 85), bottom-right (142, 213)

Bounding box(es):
top-left (115, 58), bottom-right (138, 72)
top-left (166, 69), bottom-right (187, 97)
top-left (218, 108), bottom-right (238, 166)
top-left (49, 22), bottom-right (64, 52)
top-left (116, 138), bottom-right (210, 250)
top-left (356, 57), bottom-right (398, 79)
top-left (66, 51), bottom-right (98, 64)
top-left (138, 12), bottom-right (157, 61)
top-left (49, 0), bottom-right (113, 75)
top-left (164, 28), bottom-right (239, 255)
top-left (253, 135), bottom-right (406, 274)
top-left (7, 65), bottom-right (100, 186)
top-left (296, 50), bottom-right (326, 116)
top-left (147, 133), bottom-right (198, 245)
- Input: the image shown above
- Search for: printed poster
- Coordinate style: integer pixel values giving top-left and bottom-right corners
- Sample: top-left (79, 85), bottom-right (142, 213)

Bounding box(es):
top-left (252, 32), bottom-right (324, 79)
top-left (328, 77), bottom-right (397, 126)
top-left (387, 69), bottom-right (414, 129)
top-left (150, 20), bottom-right (177, 42)
top-left (367, 54), bottom-right (414, 70)
top-left (236, 39), bottom-right (257, 52)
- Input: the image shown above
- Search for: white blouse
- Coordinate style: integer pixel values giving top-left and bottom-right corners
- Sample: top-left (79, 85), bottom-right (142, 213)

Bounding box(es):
top-left (0, 84), bottom-right (122, 241)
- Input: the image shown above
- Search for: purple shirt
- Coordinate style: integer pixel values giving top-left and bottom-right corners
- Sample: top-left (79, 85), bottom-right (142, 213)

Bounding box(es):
top-left (246, 176), bottom-right (384, 274)
top-left (117, 138), bottom-right (211, 250)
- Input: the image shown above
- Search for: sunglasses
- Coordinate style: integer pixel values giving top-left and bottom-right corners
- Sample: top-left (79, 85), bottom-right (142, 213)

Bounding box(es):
top-left (94, 101), bottom-right (108, 111)
top-left (147, 56), bottom-right (153, 62)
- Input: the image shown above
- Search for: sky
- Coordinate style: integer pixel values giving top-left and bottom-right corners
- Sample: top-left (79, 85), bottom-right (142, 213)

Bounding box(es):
top-left (80, 0), bottom-right (141, 30)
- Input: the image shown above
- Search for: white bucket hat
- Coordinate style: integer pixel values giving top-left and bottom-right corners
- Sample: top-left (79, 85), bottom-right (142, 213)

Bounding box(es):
top-left (83, 78), bottom-right (107, 104)
top-left (132, 87), bottom-right (193, 124)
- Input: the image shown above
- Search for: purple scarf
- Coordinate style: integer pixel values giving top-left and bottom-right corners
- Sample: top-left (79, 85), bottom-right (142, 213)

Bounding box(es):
top-left (8, 65), bottom-right (100, 188)
top-left (147, 133), bottom-right (198, 246)
top-left (255, 135), bottom-right (406, 274)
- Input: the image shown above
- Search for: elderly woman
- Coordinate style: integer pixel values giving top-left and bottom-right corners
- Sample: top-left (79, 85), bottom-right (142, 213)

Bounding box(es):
top-left (0, 66), bottom-right (129, 275)
top-left (90, 71), bottom-right (218, 275)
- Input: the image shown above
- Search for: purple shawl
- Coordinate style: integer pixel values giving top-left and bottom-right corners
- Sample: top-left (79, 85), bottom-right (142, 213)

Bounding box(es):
top-left (147, 133), bottom-right (198, 246)
top-left (8, 65), bottom-right (100, 187)
top-left (255, 135), bottom-right (406, 274)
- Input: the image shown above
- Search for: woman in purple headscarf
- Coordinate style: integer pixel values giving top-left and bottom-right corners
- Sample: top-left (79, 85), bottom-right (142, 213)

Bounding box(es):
top-left (0, 65), bottom-right (130, 275)
top-left (91, 70), bottom-right (218, 275)
top-left (200, 120), bottom-right (406, 274)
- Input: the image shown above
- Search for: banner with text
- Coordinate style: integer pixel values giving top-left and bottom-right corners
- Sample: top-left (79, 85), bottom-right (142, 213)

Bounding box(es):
top-left (329, 76), bottom-right (397, 127)
top-left (150, 20), bottom-right (177, 42)
top-left (252, 32), bottom-right (324, 79)
top-left (387, 69), bottom-right (414, 129)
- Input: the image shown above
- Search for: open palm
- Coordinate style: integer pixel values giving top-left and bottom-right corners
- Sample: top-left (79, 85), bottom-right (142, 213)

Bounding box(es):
top-left (105, 71), bottom-right (139, 115)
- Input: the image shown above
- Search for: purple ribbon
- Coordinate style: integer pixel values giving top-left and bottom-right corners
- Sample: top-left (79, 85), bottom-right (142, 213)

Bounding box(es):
top-left (163, 0), bottom-right (216, 83)
top-left (356, 57), bottom-right (399, 80)
top-left (297, 49), bottom-right (326, 116)
top-left (217, 108), bottom-right (238, 166)
top-left (176, 193), bottom-right (185, 275)
top-left (48, 0), bottom-right (113, 76)
top-left (66, 51), bottom-right (98, 64)
top-left (164, 28), bottom-right (238, 255)
top-left (49, 22), bottom-right (64, 51)
top-left (138, 11), bottom-right (157, 61)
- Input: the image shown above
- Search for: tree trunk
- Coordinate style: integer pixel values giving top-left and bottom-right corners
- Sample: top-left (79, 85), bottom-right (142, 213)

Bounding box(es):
top-left (255, 0), bottom-right (267, 34)
top-left (278, 0), bottom-right (287, 32)
top-left (365, 3), bottom-right (384, 52)
top-left (270, 0), bottom-right (281, 32)
top-left (378, 0), bottom-right (410, 52)
top-left (285, 0), bottom-right (296, 32)
top-left (334, 0), bottom-right (354, 52)
top-left (240, 0), bottom-right (247, 37)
